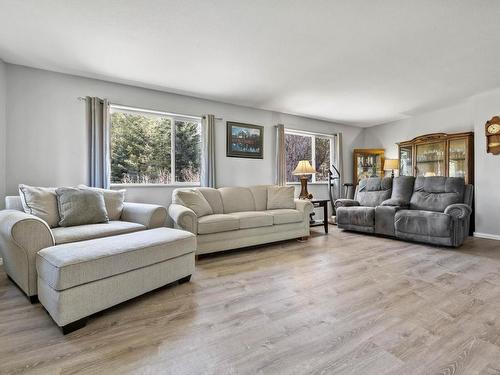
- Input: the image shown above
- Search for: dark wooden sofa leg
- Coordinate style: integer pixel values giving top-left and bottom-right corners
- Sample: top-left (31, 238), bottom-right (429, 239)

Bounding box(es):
top-left (178, 275), bottom-right (192, 284)
top-left (61, 318), bottom-right (87, 335)
top-left (29, 295), bottom-right (39, 304)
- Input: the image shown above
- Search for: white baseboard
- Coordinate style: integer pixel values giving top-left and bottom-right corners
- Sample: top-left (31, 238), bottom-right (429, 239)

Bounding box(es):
top-left (473, 232), bottom-right (500, 241)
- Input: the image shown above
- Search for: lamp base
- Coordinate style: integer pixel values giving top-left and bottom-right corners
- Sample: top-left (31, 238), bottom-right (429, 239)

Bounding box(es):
top-left (298, 176), bottom-right (313, 200)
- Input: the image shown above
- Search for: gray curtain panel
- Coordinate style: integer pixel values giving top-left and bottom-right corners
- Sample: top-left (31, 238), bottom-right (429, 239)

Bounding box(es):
top-left (201, 114), bottom-right (216, 188)
top-left (275, 124), bottom-right (286, 186)
top-left (335, 132), bottom-right (345, 198)
top-left (87, 97), bottom-right (111, 189)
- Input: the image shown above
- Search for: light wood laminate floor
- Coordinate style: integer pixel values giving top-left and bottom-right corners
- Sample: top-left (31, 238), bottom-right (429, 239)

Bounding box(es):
top-left (1, 227), bottom-right (500, 375)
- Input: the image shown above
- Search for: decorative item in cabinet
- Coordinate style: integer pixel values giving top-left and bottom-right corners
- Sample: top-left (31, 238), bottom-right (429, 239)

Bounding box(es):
top-left (353, 149), bottom-right (385, 186)
top-left (399, 145), bottom-right (412, 176)
top-left (397, 132), bottom-right (474, 184)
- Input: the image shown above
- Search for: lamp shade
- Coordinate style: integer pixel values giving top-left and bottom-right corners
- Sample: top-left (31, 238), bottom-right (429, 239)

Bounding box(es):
top-left (383, 159), bottom-right (399, 171)
top-left (292, 160), bottom-right (317, 175)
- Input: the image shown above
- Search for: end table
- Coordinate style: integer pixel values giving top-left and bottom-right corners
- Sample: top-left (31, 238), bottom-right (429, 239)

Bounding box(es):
top-left (309, 199), bottom-right (330, 233)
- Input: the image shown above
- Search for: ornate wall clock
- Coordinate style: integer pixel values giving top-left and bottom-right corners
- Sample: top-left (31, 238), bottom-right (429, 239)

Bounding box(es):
top-left (485, 116), bottom-right (500, 155)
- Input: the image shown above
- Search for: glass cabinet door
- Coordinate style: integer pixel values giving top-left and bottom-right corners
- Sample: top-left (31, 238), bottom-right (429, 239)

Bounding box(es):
top-left (399, 146), bottom-right (412, 176)
top-left (355, 153), bottom-right (382, 183)
top-left (448, 138), bottom-right (467, 179)
top-left (415, 141), bottom-right (446, 177)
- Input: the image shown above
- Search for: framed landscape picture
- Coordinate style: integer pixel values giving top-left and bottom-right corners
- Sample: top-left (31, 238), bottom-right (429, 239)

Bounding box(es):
top-left (226, 121), bottom-right (264, 159)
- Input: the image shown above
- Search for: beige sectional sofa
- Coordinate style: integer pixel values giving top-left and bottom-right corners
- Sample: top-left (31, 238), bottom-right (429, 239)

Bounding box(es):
top-left (169, 185), bottom-right (314, 254)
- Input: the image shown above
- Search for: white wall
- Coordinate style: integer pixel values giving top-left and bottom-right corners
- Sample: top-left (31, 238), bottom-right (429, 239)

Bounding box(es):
top-left (0, 59), bottom-right (6, 209)
top-left (362, 101), bottom-right (474, 159)
top-left (4, 64), bottom-right (364, 212)
top-left (471, 89), bottom-right (500, 239)
top-left (363, 96), bottom-right (500, 239)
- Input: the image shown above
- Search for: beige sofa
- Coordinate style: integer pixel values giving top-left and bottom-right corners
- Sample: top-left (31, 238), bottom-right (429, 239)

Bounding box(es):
top-left (169, 186), bottom-right (314, 254)
top-left (0, 195), bottom-right (167, 301)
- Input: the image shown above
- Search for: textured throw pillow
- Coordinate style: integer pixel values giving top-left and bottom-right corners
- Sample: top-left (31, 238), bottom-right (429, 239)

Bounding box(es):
top-left (176, 189), bottom-right (213, 217)
top-left (56, 187), bottom-right (109, 227)
top-left (267, 186), bottom-right (295, 210)
top-left (18, 184), bottom-right (60, 228)
top-left (78, 185), bottom-right (125, 220)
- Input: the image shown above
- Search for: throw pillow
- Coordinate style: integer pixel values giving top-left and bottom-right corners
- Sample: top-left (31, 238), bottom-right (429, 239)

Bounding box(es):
top-left (18, 184), bottom-right (60, 228)
top-left (78, 185), bottom-right (125, 220)
top-left (56, 187), bottom-right (109, 227)
top-left (176, 189), bottom-right (213, 217)
top-left (267, 186), bottom-right (295, 210)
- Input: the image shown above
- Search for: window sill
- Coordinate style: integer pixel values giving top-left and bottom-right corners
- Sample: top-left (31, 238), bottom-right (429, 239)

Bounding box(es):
top-left (110, 183), bottom-right (201, 188)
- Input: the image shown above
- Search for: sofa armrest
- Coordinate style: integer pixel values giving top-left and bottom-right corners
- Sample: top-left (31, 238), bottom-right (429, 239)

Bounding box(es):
top-left (294, 199), bottom-right (314, 215)
top-left (334, 199), bottom-right (360, 210)
top-left (168, 203), bottom-right (197, 234)
top-left (444, 203), bottom-right (472, 220)
top-left (0, 210), bottom-right (55, 296)
top-left (121, 202), bottom-right (167, 229)
top-left (380, 198), bottom-right (409, 207)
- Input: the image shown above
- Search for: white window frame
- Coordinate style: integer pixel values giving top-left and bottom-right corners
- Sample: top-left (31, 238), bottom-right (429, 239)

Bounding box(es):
top-left (284, 129), bottom-right (336, 184)
top-left (109, 104), bottom-right (202, 187)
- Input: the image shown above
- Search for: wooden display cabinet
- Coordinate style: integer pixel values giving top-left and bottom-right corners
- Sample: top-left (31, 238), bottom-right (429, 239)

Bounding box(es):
top-left (397, 132), bottom-right (474, 184)
top-left (353, 149), bottom-right (385, 186)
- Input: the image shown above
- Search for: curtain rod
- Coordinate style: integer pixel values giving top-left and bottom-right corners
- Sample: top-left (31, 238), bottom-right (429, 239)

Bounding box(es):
top-left (78, 97), bottom-right (222, 121)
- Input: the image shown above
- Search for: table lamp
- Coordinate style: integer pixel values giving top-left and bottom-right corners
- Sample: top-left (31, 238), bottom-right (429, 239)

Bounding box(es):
top-left (383, 159), bottom-right (399, 178)
top-left (293, 160), bottom-right (317, 199)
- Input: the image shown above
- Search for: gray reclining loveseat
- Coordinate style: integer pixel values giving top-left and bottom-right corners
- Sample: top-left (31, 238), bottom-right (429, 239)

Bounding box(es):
top-left (334, 176), bottom-right (473, 247)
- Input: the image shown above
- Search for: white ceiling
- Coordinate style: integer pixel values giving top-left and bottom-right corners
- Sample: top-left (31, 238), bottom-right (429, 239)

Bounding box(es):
top-left (1, 0), bottom-right (500, 127)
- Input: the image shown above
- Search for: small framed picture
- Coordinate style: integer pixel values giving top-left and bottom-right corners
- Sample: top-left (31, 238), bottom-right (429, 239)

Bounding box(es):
top-left (226, 121), bottom-right (264, 159)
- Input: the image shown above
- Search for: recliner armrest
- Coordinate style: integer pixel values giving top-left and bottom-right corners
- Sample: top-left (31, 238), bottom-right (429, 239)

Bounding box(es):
top-left (121, 202), bottom-right (167, 229)
top-left (334, 199), bottom-right (360, 210)
top-left (444, 203), bottom-right (472, 220)
top-left (168, 204), bottom-right (197, 234)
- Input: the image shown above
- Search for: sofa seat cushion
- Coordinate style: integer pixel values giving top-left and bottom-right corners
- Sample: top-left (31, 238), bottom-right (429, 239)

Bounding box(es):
top-left (337, 206), bottom-right (375, 227)
top-left (197, 214), bottom-right (239, 234)
top-left (231, 211), bottom-right (273, 229)
top-left (36, 228), bottom-right (195, 291)
top-left (266, 209), bottom-right (303, 225)
top-left (395, 210), bottom-right (451, 237)
top-left (52, 221), bottom-right (146, 245)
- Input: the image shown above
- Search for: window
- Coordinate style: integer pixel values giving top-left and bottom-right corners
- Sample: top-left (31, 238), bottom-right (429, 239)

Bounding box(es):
top-left (285, 130), bottom-right (335, 183)
top-left (110, 106), bottom-right (201, 185)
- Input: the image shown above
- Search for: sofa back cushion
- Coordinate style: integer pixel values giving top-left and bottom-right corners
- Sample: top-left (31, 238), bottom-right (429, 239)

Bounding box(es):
top-left (197, 188), bottom-right (224, 214)
top-left (267, 186), bottom-right (295, 210)
top-left (390, 176), bottom-right (415, 205)
top-left (174, 189), bottom-right (214, 217)
top-left (356, 177), bottom-right (392, 207)
top-left (19, 184), bottom-right (60, 228)
top-left (249, 185), bottom-right (270, 211)
top-left (219, 187), bottom-right (256, 213)
top-left (409, 176), bottom-right (465, 212)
